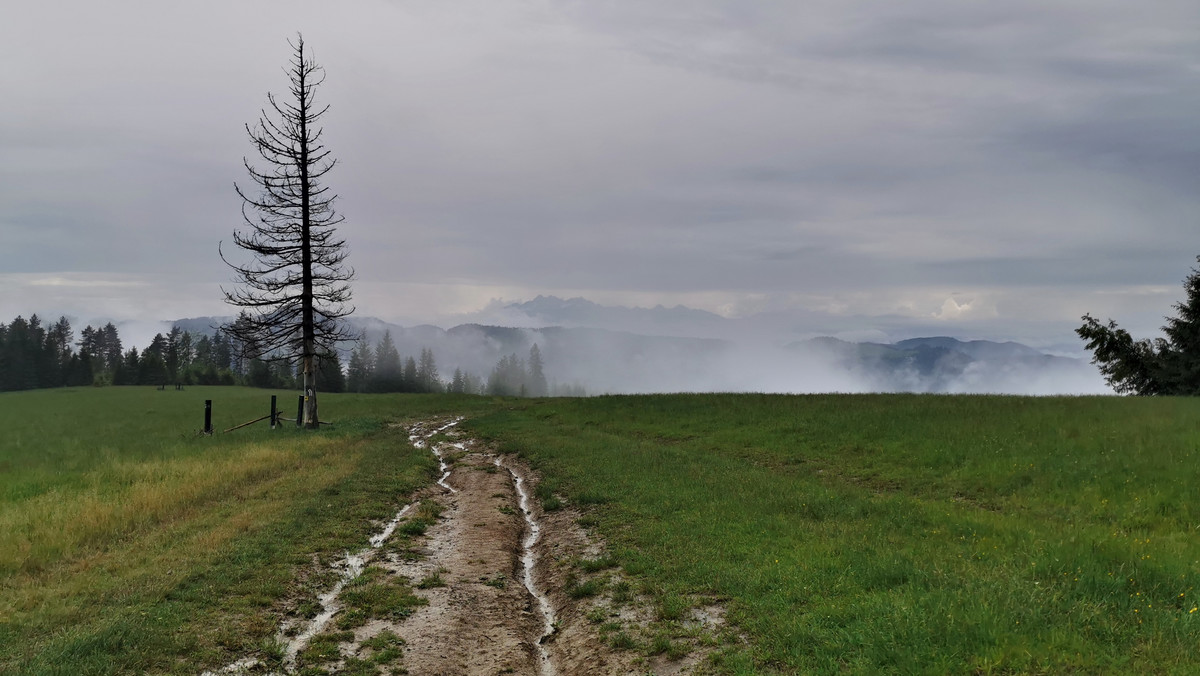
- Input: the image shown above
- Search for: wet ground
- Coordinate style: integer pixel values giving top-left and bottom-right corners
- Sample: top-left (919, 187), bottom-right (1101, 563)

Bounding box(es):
top-left (205, 418), bottom-right (720, 676)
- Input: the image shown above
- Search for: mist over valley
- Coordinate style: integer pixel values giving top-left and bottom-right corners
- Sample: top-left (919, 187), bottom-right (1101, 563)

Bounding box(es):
top-left (175, 296), bottom-right (1109, 395)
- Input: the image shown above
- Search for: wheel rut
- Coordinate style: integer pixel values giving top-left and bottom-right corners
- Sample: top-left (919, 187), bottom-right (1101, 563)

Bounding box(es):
top-left (205, 417), bottom-right (714, 676)
top-left (396, 418), bottom-right (551, 674)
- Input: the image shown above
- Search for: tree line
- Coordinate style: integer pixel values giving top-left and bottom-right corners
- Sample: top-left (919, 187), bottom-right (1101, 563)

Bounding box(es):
top-left (344, 332), bottom-right (583, 397)
top-left (0, 314), bottom-right (350, 393)
top-left (1, 313), bottom-right (584, 397)
top-left (345, 331), bottom-right (447, 394)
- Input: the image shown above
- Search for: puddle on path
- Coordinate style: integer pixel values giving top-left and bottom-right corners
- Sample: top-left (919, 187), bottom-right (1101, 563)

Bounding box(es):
top-left (496, 456), bottom-right (558, 676)
top-left (408, 419), bottom-right (459, 493)
top-left (419, 418), bottom-right (557, 674)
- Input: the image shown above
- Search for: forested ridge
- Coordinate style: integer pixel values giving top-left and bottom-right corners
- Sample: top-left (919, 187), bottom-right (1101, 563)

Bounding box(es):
top-left (0, 316), bottom-right (574, 397)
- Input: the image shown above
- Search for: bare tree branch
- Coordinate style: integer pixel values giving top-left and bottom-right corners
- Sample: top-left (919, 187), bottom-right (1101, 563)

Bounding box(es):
top-left (221, 34), bottom-right (354, 428)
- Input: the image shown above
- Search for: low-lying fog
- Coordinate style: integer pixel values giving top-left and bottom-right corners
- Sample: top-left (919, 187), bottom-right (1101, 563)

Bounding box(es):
top-left (356, 321), bottom-right (1111, 396)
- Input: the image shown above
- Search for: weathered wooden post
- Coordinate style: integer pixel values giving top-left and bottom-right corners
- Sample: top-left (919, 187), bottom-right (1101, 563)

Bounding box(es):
top-left (296, 395), bottom-right (304, 428)
top-left (270, 395), bottom-right (278, 429)
top-left (204, 400), bottom-right (213, 435)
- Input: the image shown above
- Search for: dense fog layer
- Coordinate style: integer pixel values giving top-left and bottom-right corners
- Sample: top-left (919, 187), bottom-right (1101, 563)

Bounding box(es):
top-left (350, 321), bottom-right (1111, 396)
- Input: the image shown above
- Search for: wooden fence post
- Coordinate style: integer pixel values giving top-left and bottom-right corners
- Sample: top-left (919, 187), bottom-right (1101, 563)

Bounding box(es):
top-left (270, 395), bottom-right (277, 429)
top-left (204, 400), bottom-right (213, 435)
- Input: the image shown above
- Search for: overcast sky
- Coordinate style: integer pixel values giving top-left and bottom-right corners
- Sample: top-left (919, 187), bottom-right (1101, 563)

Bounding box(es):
top-left (3, 0), bottom-right (1198, 352)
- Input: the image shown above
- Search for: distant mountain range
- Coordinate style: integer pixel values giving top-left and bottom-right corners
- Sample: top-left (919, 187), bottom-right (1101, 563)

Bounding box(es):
top-left (172, 309), bottom-right (1109, 395)
top-left (794, 336), bottom-right (1101, 394)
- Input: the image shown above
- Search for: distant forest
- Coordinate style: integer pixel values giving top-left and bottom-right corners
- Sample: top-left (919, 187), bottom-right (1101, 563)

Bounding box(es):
top-left (345, 331), bottom-right (582, 397)
top-left (0, 315), bottom-right (578, 397)
top-left (0, 314), bottom-right (278, 392)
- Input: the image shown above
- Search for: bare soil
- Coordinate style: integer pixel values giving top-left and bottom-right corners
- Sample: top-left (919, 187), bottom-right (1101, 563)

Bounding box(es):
top-left (207, 418), bottom-right (724, 675)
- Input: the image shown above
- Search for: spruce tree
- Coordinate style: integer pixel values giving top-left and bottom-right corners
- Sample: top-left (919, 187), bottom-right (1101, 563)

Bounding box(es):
top-left (402, 357), bottom-right (418, 392)
top-left (527, 343), bottom-right (547, 397)
top-left (371, 331), bottom-right (402, 391)
top-left (1078, 256), bottom-right (1200, 394)
top-left (417, 348), bottom-right (440, 393)
top-left (346, 338), bottom-right (373, 393)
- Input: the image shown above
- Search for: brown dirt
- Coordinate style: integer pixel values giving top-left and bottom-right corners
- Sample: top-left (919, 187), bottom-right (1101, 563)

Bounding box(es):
top-left (382, 422), bottom-right (656, 675)
top-left (205, 418), bottom-right (724, 675)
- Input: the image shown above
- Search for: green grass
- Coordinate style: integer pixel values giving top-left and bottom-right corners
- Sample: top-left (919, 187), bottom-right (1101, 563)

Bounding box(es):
top-left (565, 574), bottom-right (605, 599)
top-left (9, 388), bottom-right (1200, 674)
top-left (416, 570), bottom-right (448, 589)
top-left (0, 386), bottom-right (498, 675)
top-left (336, 566), bottom-right (427, 630)
top-left (467, 393), bottom-right (1200, 674)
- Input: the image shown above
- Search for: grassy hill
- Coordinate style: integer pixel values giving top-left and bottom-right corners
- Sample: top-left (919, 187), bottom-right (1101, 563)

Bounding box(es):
top-left (2, 388), bottom-right (1199, 673)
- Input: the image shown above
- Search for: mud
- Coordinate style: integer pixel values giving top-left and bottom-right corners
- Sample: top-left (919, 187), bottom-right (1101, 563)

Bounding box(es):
top-left (203, 418), bottom-right (723, 676)
top-left (495, 455), bottom-right (556, 674)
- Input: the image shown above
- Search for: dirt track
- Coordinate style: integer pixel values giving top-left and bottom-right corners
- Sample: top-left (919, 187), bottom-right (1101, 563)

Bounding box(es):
top-left (389, 419), bottom-right (658, 675)
top-left (206, 418), bottom-right (719, 676)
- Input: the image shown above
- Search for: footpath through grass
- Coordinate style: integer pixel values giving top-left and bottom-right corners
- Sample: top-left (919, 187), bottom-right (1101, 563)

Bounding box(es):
top-left (467, 394), bottom-right (1200, 674)
top-left (0, 386), bottom-right (495, 675)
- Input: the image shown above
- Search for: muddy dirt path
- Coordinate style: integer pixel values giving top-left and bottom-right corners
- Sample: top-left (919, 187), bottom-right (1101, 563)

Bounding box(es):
top-left (206, 418), bottom-right (719, 676)
top-left (394, 419), bottom-right (553, 674)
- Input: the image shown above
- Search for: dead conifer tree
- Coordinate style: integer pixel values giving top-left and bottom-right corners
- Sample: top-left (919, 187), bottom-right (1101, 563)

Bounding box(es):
top-left (221, 34), bottom-right (353, 429)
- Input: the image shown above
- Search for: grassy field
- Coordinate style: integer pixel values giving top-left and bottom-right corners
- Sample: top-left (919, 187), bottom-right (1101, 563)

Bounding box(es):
top-left (4, 388), bottom-right (1200, 674)
top-left (466, 394), bottom-right (1200, 674)
top-left (0, 386), bottom-right (493, 675)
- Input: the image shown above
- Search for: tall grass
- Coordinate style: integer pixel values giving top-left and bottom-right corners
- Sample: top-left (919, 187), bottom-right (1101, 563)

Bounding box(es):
top-left (0, 386), bottom-right (496, 675)
top-left (468, 394), bottom-right (1200, 674)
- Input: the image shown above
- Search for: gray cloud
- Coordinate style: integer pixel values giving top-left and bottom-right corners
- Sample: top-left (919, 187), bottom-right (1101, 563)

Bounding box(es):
top-left (1, 0), bottom-right (1196, 353)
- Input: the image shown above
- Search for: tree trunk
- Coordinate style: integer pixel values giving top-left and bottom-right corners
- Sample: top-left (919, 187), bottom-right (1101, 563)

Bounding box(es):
top-left (298, 45), bottom-right (318, 430)
top-left (303, 350), bottom-right (318, 428)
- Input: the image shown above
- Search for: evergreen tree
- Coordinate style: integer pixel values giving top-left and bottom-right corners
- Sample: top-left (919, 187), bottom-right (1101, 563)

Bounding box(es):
top-left (465, 372), bottom-right (484, 395)
top-left (371, 331), bottom-right (402, 392)
top-left (116, 348), bottom-right (140, 385)
top-left (100, 323), bottom-right (123, 372)
top-left (0, 321), bottom-right (8, 391)
top-left (79, 325), bottom-right (98, 357)
top-left (144, 333), bottom-right (168, 360)
top-left (402, 356), bottom-right (418, 392)
top-left (78, 322), bottom-right (124, 382)
top-left (449, 368), bottom-right (465, 394)
top-left (138, 350), bottom-right (168, 387)
top-left (487, 353), bottom-right (526, 396)
top-left (46, 316), bottom-right (74, 386)
top-left (1078, 256), bottom-right (1200, 394)
top-left (274, 360), bottom-right (299, 389)
top-left (165, 326), bottom-right (184, 382)
top-left (194, 335), bottom-right (213, 367)
top-left (65, 350), bottom-right (94, 387)
top-left (3, 317), bottom-right (37, 390)
top-left (417, 348), bottom-right (441, 393)
top-left (527, 343), bottom-right (547, 397)
top-left (26, 315), bottom-right (56, 389)
top-left (246, 358), bottom-right (274, 389)
top-left (212, 331), bottom-right (233, 371)
top-left (346, 338), bottom-right (373, 393)
top-left (317, 350), bottom-right (346, 393)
